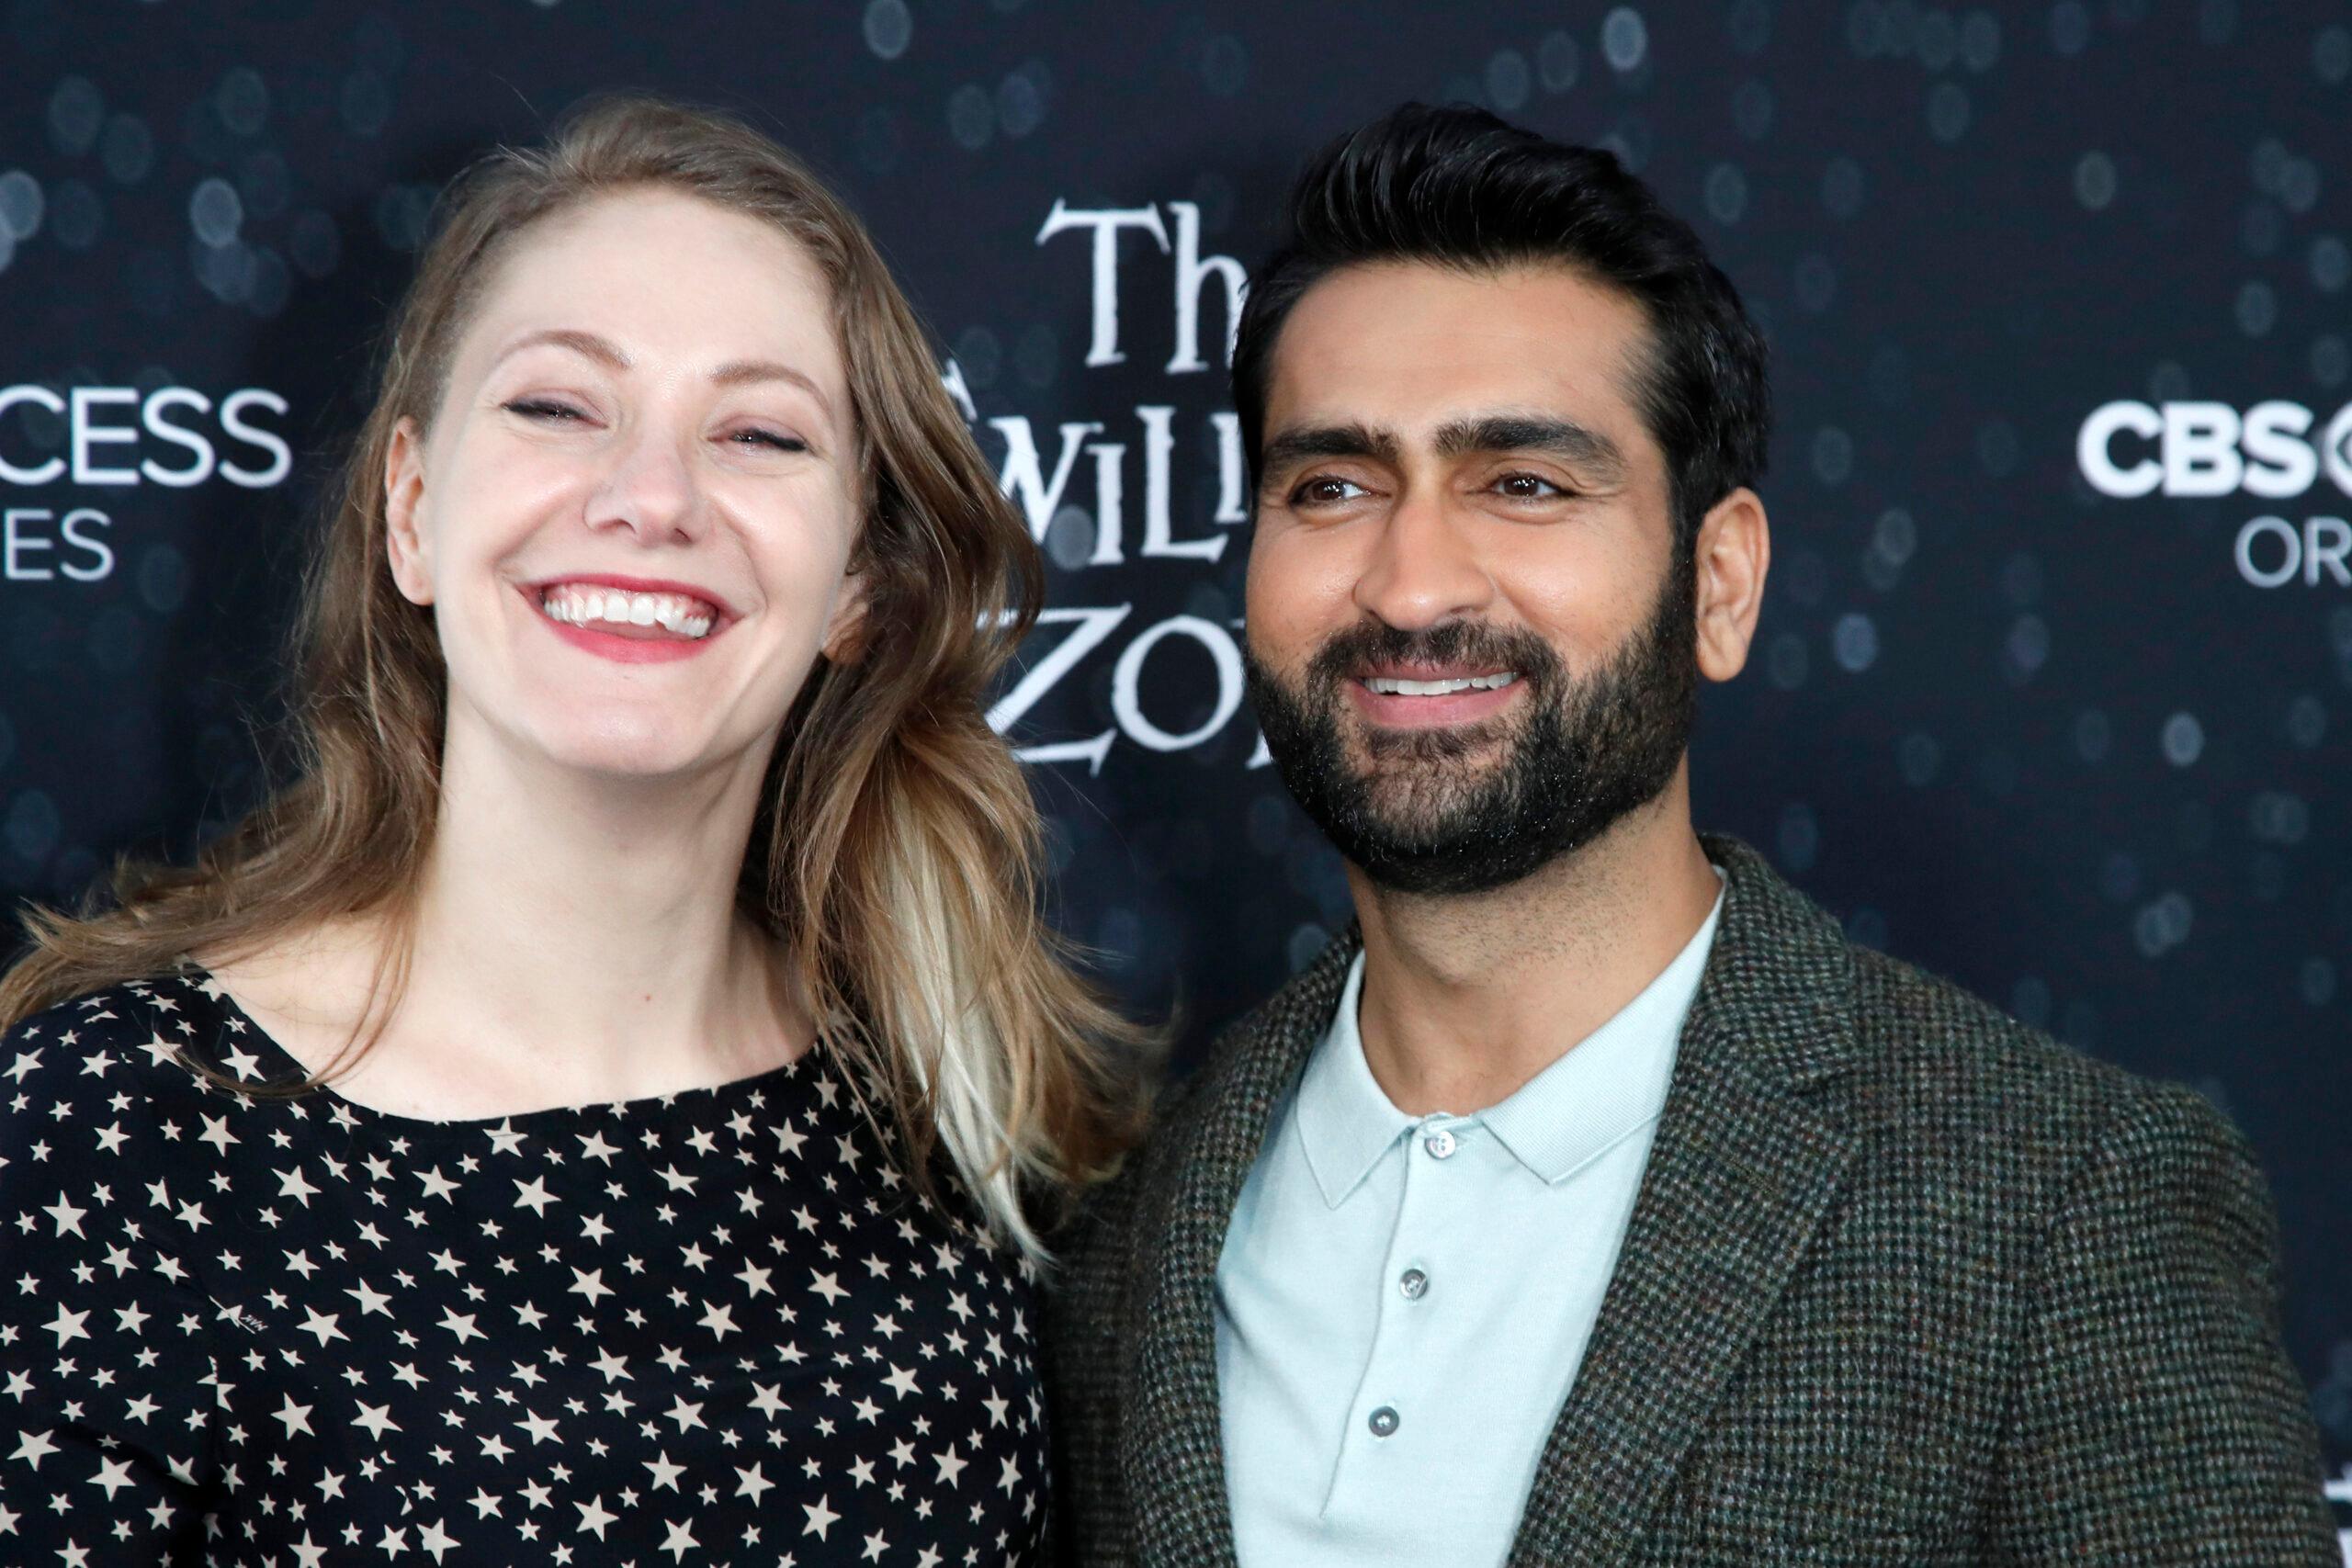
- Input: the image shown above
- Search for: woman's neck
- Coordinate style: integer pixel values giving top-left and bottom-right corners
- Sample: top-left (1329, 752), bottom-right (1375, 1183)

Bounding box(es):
top-left (231, 716), bottom-right (811, 1119)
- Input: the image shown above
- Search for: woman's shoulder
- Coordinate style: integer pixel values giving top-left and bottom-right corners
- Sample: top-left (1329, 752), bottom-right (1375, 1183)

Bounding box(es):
top-left (0, 968), bottom-right (256, 1124)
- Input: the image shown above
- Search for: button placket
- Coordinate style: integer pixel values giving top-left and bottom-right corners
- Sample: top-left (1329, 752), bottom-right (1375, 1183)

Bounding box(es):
top-left (1333, 1125), bottom-right (1450, 1496)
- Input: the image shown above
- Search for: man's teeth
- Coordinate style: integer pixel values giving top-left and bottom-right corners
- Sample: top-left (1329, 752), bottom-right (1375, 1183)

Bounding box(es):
top-left (1363, 672), bottom-right (1519, 696)
top-left (538, 587), bottom-right (715, 638)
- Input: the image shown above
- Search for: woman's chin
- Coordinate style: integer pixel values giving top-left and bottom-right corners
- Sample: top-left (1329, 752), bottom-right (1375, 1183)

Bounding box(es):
top-left (530, 727), bottom-right (740, 786)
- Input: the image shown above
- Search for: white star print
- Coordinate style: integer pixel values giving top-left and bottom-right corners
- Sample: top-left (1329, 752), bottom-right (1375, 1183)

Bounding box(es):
top-left (277, 1165), bottom-right (322, 1206)
top-left (298, 1308), bottom-right (347, 1347)
top-left (87, 1456), bottom-right (135, 1499)
top-left (352, 1402), bottom-right (401, 1440)
top-left (574, 1495), bottom-right (617, 1539)
top-left (0, 976), bottom-right (1048, 1563)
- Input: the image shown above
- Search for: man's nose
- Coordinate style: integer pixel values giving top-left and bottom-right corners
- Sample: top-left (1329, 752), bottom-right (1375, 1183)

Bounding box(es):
top-left (1351, 488), bottom-right (1494, 630)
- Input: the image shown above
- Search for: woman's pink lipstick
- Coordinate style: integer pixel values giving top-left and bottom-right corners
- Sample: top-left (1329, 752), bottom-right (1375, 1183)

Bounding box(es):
top-left (518, 576), bottom-right (732, 666)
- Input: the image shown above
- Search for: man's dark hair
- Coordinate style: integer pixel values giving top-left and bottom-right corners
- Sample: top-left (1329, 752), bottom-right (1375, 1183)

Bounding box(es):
top-left (1233, 103), bottom-right (1771, 550)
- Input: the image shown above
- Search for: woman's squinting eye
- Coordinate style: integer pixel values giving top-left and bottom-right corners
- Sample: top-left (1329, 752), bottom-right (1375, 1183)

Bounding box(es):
top-left (503, 397), bottom-right (587, 423)
top-left (728, 427), bottom-right (809, 455)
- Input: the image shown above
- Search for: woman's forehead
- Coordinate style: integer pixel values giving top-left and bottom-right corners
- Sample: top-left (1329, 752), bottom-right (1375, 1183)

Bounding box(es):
top-left (458, 190), bottom-right (843, 385)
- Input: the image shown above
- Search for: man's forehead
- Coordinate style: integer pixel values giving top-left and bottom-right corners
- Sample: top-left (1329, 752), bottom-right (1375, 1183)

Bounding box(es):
top-left (1265, 259), bottom-right (1656, 437)
top-left (1280, 257), bottom-right (1649, 353)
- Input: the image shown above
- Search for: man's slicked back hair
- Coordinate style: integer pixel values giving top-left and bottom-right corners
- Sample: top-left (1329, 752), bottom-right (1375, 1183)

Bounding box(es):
top-left (1233, 103), bottom-right (1771, 550)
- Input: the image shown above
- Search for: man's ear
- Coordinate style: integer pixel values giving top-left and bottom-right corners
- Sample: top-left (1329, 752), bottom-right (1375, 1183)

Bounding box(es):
top-left (820, 572), bottom-right (873, 664)
top-left (384, 416), bottom-right (435, 605)
top-left (1691, 486), bottom-right (1770, 682)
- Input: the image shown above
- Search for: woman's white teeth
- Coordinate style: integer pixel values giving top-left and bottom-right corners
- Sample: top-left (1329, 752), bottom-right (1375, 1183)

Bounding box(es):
top-left (1364, 672), bottom-right (1519, 696)
top-left (538, 587), bottom-right (715, 638)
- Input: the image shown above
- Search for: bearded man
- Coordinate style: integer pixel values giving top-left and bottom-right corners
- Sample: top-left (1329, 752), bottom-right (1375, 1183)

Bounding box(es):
top-left (1043, 104), bottom-right (2335, 1566)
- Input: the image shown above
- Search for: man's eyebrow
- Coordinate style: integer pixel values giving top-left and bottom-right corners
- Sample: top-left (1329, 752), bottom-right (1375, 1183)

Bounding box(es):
top-left (1431, 414), bottom-right (1627, 481)
top-left (1258, 423), bottom-right (1402, 476)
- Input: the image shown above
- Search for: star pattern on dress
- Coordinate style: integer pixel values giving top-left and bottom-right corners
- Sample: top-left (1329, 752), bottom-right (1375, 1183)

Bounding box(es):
top-left (0, 972), bottom-right (1050, 1564)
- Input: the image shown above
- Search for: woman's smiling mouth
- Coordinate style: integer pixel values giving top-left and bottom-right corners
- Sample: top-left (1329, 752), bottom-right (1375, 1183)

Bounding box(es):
top-left (521, 577), bottom-right (731, 662)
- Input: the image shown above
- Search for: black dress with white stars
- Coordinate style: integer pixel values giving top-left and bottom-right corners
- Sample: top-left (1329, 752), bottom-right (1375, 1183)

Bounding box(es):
top-left (0, 968), bottom-right (1051, 1566)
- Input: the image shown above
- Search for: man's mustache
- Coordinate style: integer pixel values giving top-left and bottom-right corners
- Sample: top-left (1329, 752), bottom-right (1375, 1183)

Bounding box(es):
top-left (1304, 621), bottom-right (1564, 689)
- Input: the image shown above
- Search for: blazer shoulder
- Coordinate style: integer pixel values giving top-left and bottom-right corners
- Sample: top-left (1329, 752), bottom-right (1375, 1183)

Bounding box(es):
top-left (1836, 942), bottom-right (2251, 1199)
top-left (1046, 956), bottom-right (1333, 1297)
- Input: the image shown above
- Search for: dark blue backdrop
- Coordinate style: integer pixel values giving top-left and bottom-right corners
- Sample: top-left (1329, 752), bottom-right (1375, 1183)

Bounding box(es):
top-left (2, 0), bottom-right (2346, 1517)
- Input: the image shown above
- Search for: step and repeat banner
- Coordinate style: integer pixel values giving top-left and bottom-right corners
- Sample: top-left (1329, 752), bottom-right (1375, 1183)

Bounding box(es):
top-left (2, 0), bottom-right (2347, 1506)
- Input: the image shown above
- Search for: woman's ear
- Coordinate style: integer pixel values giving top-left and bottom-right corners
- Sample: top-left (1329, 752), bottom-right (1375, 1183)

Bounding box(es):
top-left (820, 572), bottom-right (873, 664)
top-left (383, 417), bottom-right (435, 605)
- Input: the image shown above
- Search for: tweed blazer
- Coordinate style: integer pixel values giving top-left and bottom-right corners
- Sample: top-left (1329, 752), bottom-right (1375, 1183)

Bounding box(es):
top-left (1043, 836), bottom-right (2336, 1565)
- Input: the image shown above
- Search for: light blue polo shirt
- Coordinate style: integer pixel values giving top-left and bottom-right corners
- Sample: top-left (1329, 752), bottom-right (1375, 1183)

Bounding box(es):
top-left (1213, 886), bottom-right (1723, 1567)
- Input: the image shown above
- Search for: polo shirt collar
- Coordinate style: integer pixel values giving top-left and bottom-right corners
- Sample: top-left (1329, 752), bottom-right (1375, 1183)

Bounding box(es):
top-left (1293, 880), bottom-right (1724, 1206)
top-left (1293, 953), bottom-right (1417, 1209)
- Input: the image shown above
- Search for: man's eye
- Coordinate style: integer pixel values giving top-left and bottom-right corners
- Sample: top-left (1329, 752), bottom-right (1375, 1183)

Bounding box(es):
top-left (1493, 472), bottom-right (1566, 500)
top-left (1293, 476), bottom-right (1369, 505)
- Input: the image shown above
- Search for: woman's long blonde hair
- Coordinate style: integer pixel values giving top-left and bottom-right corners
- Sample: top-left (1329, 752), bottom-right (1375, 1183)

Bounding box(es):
top-left (0, 95), bottom-right (1144, 1258)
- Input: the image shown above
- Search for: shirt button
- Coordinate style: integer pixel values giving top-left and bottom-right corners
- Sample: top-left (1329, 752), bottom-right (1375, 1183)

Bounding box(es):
top-left (1367, 1405), bottom-right (1401, 1438)
top-left (1422, 1129), bottom-right (1457, 1159)
top-left (1398, 1268), bottom-right (1429, 1300)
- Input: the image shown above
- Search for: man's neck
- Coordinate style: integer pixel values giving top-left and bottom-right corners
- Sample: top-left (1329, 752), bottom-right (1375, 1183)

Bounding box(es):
top-left (1349, 781), bottom-right (1721, 1117)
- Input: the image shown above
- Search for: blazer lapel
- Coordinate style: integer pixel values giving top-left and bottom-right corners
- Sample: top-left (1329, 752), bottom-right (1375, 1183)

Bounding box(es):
top-left (1120, 930), bottom-right (1361, 1567)
top-left (1506, 838), bottom-right (1864, 1568)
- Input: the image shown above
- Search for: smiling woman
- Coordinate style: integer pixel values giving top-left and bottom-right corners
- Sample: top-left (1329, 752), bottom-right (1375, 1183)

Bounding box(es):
top-left (0, 96), bottom-right (1141, 1565)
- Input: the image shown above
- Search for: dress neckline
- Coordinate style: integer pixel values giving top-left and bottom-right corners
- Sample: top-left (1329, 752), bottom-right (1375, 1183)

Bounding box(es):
top-left (170, 964), bottom-right (829, 1136)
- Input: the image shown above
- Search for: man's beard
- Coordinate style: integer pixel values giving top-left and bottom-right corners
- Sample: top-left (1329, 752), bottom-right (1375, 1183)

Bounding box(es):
top-left (1244, 560), bottom-right (1699, 897)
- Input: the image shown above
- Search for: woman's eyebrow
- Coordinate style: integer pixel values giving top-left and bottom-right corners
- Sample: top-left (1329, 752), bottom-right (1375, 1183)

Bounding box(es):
top-left (489, 330), bottom-right (835, 423)
top-left (492, 326), bottom-right (630, 372)
top-left (709, 359), bottom-right (835, 422)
